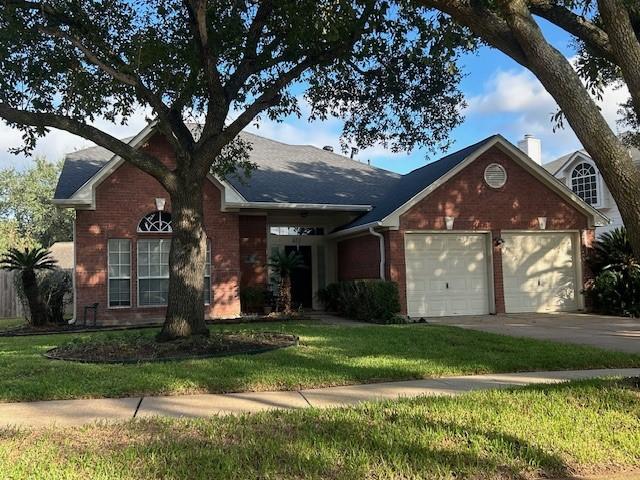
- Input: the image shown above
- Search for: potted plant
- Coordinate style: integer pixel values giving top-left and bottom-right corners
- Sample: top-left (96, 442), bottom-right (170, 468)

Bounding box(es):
top-left (268, 249), bottom-right (305, 314)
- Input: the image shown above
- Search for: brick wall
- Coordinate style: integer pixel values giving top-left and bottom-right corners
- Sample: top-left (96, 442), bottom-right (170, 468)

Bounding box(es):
top-left (387, 146), bottom-right (591, 315)
top-left (239, 215), bottom-right (268, 288)
top-left (336, 234), bottom-right (381, 281)
top-left (74, 133), bottom-right (241, 325)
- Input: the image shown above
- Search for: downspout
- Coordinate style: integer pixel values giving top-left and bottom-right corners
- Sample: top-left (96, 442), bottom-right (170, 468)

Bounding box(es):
top-left (368, 226), bottom-right (385, 280)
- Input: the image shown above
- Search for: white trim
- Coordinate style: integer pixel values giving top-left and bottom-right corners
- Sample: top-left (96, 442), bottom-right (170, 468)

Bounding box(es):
top-left (107, 238), bottom-right (132, 309)
top-left (136, 238), bottom-right (171, 308)
top-left (328, 221), bottom-right (382, 239)
top-left (368, 226), bottom-right (385, 280)
top-left (70, 219), bottom-right (77, 324)
top-left (569, 158), bottom-right (604, 209)
top-left (380, 137), bottom-right (608, 230)
top-left (224, 201), bottom-right (372, 212)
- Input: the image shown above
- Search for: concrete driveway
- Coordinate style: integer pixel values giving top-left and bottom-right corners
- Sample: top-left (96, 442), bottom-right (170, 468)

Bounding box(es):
top-left (427, 313), bottom-right (640, 354)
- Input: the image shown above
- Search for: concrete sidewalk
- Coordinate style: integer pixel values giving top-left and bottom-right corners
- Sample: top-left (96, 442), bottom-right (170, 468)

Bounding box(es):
top-left (1, 368), bottom-right (638, 427)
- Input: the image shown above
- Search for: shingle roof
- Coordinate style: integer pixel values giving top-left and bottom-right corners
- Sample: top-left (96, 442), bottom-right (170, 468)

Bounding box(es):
top-left (337, 135), bottom-right (500, 230)
top-left (54, 129), bottom-right (400, 205)
top-left (53, 139), bottom-right (133, 199)
top-left (225, 132), bottom-right (400, 205)
top-left (54, 126), bottom-right (501, 232)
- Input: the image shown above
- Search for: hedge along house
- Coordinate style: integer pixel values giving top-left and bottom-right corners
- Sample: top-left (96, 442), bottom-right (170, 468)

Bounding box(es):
top-left (54, 123), bottom-right (608, 325)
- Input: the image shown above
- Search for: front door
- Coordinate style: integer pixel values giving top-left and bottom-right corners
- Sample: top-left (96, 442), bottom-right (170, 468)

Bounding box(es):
top-left (285, 245), bottom-right (313, 309)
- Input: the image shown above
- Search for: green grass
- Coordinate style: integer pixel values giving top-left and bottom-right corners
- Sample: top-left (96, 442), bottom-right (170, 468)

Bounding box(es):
top-left (1, 378), bottom-right (639, 479)
top-left (1, 321), bottom-right (640, 402)
top-left (0, 317), bottom-right (25, 330)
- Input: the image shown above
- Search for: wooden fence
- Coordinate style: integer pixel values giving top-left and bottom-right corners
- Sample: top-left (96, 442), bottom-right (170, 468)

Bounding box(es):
top-left (0, 271), bottom-right (23, 319)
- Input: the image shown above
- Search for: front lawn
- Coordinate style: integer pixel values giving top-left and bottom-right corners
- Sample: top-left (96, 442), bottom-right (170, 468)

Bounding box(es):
top-left (1, 378), bottom-right (639, 479)
top-left (0, 317), bottom-right (25, 330)
top-left (2, 322), bottom-right (640, 402)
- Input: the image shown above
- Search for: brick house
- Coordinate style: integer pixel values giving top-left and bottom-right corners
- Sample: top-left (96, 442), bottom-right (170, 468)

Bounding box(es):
top-left (54, 123), bottom-right (608, 325)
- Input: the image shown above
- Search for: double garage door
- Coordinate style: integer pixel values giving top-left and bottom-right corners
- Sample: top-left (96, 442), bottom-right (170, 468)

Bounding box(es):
top-left (405, 232), bottom-right (578, 317)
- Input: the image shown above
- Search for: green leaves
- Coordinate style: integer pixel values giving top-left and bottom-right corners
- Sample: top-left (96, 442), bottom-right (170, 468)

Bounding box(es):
top-left (0, 157), bottom-right (74, 250)
top-left (0, 246), bottom-right (57, 272)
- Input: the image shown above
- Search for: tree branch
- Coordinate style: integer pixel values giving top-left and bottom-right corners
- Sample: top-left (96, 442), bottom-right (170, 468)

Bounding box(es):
top-left (597, 0), bottom-right (640, 121)
top-left (528, 0), bottom-right (614, 61)
top-left (9, 0), bottom-right (196, 157)
top-left (417, 0), bottom-right (529, 67)
top-left (0, 104), bottom-right (177, 192)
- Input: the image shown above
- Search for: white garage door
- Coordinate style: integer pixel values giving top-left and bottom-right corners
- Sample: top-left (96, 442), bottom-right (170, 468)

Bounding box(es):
top-left (405, 234), bottom-right (490, 317)
top-left (501, 233), bottom-right (578, 313)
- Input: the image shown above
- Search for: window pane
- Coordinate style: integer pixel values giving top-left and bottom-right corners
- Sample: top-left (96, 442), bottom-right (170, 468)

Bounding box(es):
top-left (204, 277), bottom-right (211, 305)
top-left (108, 239), bottom-right (130, 307)
top-left (138, 278), bottom-right (169, 306)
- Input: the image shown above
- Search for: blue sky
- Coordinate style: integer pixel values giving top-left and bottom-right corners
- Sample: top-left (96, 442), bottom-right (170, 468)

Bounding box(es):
top-left (0, 20), bottom-right (630, 174)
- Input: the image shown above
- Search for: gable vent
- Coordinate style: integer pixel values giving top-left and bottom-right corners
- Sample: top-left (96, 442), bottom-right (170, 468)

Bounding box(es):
top-left (484, 163), bottom-right (507, 188)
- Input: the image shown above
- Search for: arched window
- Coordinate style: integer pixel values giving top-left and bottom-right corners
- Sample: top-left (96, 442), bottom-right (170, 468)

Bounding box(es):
top-left (137, 211), bottom-right (172, 233)
top-left (571, 162), bottom-right (599, 206)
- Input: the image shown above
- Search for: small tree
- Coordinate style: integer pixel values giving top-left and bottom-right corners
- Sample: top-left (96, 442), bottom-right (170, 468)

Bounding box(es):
top-left (268, 250), bottom-right (305, 314)
top-left (0, 247), bottom-right (57, 326)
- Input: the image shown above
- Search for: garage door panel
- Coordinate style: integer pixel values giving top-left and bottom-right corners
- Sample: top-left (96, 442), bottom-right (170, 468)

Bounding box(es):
top-left (405, 233), bottom-right (490, 317)
top-left (502, 233), bottom-right (577, 313)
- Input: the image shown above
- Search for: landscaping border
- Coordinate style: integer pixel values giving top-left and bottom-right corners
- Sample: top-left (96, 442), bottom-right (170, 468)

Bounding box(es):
top-left (43, 332), bottom-right (299, 364)
top-left (0, 315), bottom-right (310, 337)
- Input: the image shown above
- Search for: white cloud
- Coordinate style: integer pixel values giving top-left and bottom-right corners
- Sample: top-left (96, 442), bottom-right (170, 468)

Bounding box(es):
top-left (0, 108), bottom-right (153, 170)
top-left (465, 68), bottom-right (631, 162)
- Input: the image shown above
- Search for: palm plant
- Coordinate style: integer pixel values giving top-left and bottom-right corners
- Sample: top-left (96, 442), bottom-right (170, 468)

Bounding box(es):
top-left (589, 228), bottom-right (638, 275)
top-left (586, 228), bottom-right (640, 317)
top-left (268, 250), bottom-right (305, 314)
top-left (0, 247), bottom-right (57, 326)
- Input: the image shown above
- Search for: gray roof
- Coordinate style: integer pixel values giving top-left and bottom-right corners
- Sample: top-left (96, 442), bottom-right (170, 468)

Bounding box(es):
top-left (54, 126), bottom-right (502, 232)
top-left (545, 144), bottom-right (640, 176)
top-left (338, 136), bottom-right (499, 230)
top-left (226, 132), bottom-right (400, 205)
top-left (54, 138), bottom-right (133, 199)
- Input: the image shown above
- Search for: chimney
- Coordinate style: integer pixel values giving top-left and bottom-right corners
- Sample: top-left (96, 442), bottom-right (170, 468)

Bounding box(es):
top-left (517, 134), bottom-right (542, 165)
top-left (322, 145), bottom-right (334, 152)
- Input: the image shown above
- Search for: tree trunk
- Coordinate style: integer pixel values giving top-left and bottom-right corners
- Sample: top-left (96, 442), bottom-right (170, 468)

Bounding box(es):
top-left (495, 0), bottom-right (640, 259)
top-left (157, 180), bottom-right (209, 341)
top-left (21, 269), bottom-right (48, 327)
top-left (279, 276), bottom-right (292, 314)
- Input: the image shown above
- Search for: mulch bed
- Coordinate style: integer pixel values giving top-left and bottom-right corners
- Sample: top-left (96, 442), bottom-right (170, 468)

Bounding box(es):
top-left (44, 331), bottom-right (298, 364)
top-left (0, 315), bottom-right (309, 337)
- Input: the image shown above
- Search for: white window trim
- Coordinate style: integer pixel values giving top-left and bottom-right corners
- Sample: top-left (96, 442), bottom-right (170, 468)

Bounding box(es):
top-left (570, 160), bottom-right (602, 209)
top-left (204, 240), bottom-right (212, 306)
top-left (137, 238), bottom-right (171, 308)
top-left (107, 239), bottom-right (132, 309)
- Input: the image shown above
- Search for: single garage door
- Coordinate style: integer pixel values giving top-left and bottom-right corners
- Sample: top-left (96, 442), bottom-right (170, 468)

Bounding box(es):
top-left (405, 233), bottom-right (490, 317)
top-left (501, 232), bottom-right (578, 313)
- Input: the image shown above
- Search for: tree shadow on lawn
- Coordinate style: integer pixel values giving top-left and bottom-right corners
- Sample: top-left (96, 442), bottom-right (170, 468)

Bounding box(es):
top-left (0, 323), bottom-right (638, 402)
top-left (54, 404), bottom-right (572, 479)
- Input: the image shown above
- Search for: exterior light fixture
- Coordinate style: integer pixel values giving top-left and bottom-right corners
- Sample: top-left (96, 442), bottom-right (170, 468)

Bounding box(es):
top-left (538, 216), bottom-right (547, 230)
top-left (445, 216), bottom-right (455, 230)
top-left (495, 237), bottom-right (505, 247)
top-left (155, 197), bottom-right (166, 211)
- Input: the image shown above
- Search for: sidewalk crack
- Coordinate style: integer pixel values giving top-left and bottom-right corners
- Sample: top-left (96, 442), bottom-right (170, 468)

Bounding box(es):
top-left (297, 391), bottom-right (312, 407)
top-left (133, 397), bottom-right (144, 418)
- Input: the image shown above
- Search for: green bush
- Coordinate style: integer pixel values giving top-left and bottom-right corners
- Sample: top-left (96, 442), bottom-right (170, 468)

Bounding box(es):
top-left (585, 227), bottom-right (640, 317)
top-left (239, 286), bottom-right (267, 313)
top-left (318, 280), bottom-right (401, 323)
top-left (14, 269), bottom-right (73, 324)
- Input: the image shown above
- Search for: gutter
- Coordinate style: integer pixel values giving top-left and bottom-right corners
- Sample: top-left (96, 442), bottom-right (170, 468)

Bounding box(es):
top-left (368, 226), bottom-right (386, 280)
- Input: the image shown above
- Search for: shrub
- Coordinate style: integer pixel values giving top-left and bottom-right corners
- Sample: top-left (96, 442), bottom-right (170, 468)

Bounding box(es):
top-left (15, 269), bottom-right (73, 324)
top-left (318, 280), bottom-right (401, 323)
top-left (240, 286), bottom-right (267, 313)
top-left (585, 227), bottom-right (640, 317)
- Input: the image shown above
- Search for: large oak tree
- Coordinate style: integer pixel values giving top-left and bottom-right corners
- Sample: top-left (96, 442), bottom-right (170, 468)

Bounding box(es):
top-left (415, 0), bottom-right (640, 258)
top-left (0, 0), bottom-right (469, 339)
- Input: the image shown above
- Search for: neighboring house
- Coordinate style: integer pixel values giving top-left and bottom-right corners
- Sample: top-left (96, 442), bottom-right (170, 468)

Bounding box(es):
top-left (54, 124), bottom-right (607, 325)
top-left (48, 242), bottom-right (74, 270)
top-left (538, 138), bottom-right (640, 235)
